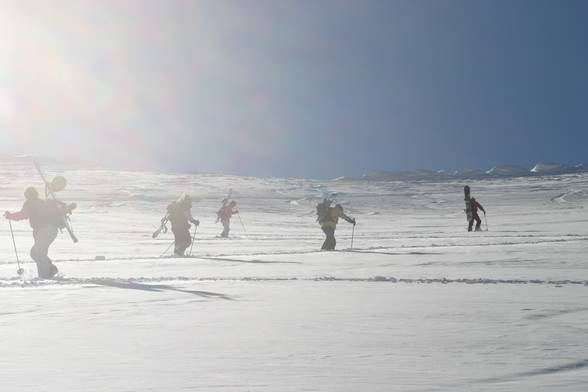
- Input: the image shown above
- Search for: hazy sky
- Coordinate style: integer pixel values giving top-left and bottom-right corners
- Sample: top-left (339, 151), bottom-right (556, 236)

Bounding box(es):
top-left (1, 0), bottom-right (587, 178)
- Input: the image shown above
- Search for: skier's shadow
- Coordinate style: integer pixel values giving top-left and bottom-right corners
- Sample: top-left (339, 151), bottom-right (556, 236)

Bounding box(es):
top-left (342, 250), bottom-right (438, 256)
top-left (476, 358), bottom-right (588, 384)
top-left (89, 278), bottom-right (233, 300)
top-left (198, 256), bottom-right (301, 265)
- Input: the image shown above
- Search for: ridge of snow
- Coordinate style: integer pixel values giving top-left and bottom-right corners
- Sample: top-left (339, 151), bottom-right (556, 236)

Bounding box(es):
top-left (362, 169), bottom-right (451, 181)
top-left (364, 161), bottom-right (588, 182)
top-left (531, 162), bottom-right (573, 174)
top-left (486, 165), bottom-right (531, 177)
top-left (453, 168), bottom-right (488, 179)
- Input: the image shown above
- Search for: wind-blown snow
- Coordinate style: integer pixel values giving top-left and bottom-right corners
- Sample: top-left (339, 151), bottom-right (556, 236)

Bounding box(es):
top-left (531, 162), bottom-right (573, 174)
top-left (363, 161), bottom-right (588, 181)
top-left (453, 167), bottom-right (488, 179)
top-left (1, 156), bottom-right (588, 391)
top-left (363, 168), bottom-right (449, 181)
top-left (486, 164), bottom-right (531, 177)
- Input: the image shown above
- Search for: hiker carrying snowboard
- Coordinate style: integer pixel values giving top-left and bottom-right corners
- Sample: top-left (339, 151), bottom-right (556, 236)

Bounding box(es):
top-left (317, 199), bottom-right (355, 250)
top-left (216, 200), bottom-right (238, 238)
top-left (4, 187), bottom-right (76, 278)
top-left (167, 194), bottom-right (199, 256)
top-left (468, 197), bottom-right (486, 232)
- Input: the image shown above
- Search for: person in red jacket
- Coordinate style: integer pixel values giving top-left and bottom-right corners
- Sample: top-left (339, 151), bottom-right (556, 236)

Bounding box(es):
top-left (217, 200), bottom-right (238, 238)
top-left (468, 197), bottom-right (486, 232)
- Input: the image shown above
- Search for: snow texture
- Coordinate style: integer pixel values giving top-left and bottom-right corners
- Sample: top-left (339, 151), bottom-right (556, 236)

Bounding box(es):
top-left (1, 155), bottom-right (588, 391)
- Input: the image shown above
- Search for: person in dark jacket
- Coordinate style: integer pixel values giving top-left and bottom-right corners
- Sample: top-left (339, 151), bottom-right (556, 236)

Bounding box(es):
top-left (4, 187), bottom-right (76, 278)
top-left (468, 197), bottom-right (486, 232)
top-left (217, 200), bottom-right (238, 238)
top-left (319, 203), bottom-right (355, 250)
top-left (167, 194), bottom-right (199, 256)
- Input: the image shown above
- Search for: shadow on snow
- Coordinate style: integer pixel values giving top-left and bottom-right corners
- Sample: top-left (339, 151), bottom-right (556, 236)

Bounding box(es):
top-left (88, 278), bottom-right (233, 300)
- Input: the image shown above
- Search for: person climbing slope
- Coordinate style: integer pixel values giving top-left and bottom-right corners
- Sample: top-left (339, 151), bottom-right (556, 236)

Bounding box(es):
top-left (316, 199), bottom-right (355, 250)
top-left (468, 197), bottom-right (486, 232)
top-left (217, 200), bottom-right (238, 238)
top-left (5, 186), bottom-right (76, 278)
top-left (167, 194), bottom-right (199, 256)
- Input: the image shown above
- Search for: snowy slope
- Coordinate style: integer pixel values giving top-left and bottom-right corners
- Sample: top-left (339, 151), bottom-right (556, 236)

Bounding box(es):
top-left (1, 156), bottom-right (588, 391)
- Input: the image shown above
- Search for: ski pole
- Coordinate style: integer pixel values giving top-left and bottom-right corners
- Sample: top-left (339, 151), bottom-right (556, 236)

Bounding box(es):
top-left (351, 223), bottom-right (355, 250)
top-left (8, 219), bottom-right (23, 275)
top-left (237, 213), bottom-right (248, 237)
top-left (160, 240), bottom-right (175, 257)
top-left (484, 213), bottom-right (489, 231)
top-left (189, 225), bottom-right (198, 256)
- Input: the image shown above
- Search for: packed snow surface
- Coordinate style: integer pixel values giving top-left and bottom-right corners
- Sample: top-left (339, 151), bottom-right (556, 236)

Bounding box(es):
top-left (1, 157), bottom-right (588, 391)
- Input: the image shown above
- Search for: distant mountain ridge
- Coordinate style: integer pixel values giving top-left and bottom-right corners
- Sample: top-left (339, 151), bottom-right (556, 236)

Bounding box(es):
top-left (362, 162), bottom-right (588, 181)
top-left (2, 154), bottom-right (587, 181)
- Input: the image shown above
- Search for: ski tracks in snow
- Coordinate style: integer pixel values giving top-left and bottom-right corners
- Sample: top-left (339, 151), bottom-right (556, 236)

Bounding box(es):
top-left (1, 232), bottom-right (586, 265)
top-left (0, 275), bottom-right (587, 290)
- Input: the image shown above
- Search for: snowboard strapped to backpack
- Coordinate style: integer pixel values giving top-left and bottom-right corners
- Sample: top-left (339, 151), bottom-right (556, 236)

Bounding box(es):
top-left (316, 199), bottom-right (332, 223)
top-left (464, 185), bottom-right (472, 222)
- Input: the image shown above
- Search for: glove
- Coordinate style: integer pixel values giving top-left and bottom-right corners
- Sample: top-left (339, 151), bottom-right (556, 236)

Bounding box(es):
top-left (193, 219), bottom-right (200, 226)
top-left (351, 218), bottom-right (356, 225)
top-left (4, 211), bottom-right (11, 219)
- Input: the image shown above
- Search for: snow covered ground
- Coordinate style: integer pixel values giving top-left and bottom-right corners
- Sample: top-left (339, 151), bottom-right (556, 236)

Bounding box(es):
top-left (1, 157), bottom-right (587, 391)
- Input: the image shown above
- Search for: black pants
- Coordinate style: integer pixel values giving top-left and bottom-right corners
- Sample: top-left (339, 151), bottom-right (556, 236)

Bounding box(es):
top-left (468, 213), bottom-right (482, 232)
top-left (321, 226), bottom-right (336, 250)
top-left (173, 227), bottom-right (192, 255)
top-left (31, 225), bottom-right (59, 278)
top-left (220, 220), bottom-right (230, 238)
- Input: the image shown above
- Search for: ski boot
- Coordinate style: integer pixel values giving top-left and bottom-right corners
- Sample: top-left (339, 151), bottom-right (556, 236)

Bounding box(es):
top-left (49, 264), bottom-right (59, 278)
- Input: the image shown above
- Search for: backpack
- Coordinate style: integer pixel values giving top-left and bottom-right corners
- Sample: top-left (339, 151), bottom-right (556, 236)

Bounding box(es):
top-left (167, 201), bottom-right (178, 215)
top-left (41, 199), bottom-right (67, 229)
top-left (316, 199), bottom-right (332, 223)
top-left (216, 199), bottom-right (229, 222)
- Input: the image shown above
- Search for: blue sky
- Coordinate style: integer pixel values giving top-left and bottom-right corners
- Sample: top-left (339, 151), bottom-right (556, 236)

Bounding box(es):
top-left (1, 0), bottom-right (587, 178)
